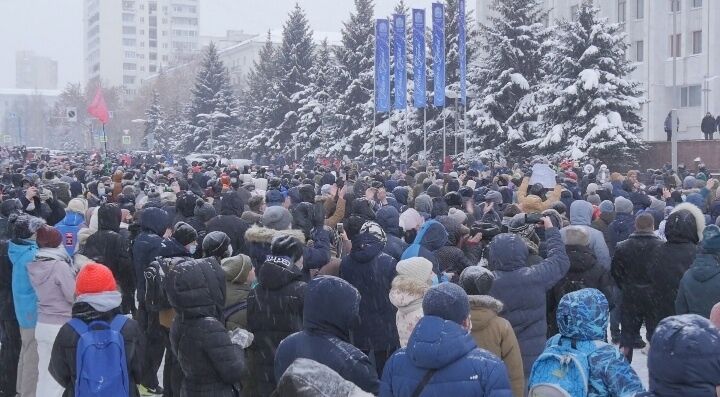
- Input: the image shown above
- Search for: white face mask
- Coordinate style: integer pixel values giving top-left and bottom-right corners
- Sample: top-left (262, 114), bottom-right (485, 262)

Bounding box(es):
top-left (225, 245), bottom-right (233, 258)
top-left (187, 243), bottom-right (197, 255)
top-left (97, 185), bottom-right (105, 196)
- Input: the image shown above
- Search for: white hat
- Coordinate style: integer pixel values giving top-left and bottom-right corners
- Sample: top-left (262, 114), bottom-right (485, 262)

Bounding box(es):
top-left (396, 257), bottom-right (434, 283)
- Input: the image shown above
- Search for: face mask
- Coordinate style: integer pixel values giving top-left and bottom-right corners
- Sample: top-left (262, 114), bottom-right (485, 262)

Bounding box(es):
top-left (224, 245), bottom-right (233, 258)
top-left (187, 243), bottom-right (197, 255)
top-left (97, 186), bottom-right (105, 196)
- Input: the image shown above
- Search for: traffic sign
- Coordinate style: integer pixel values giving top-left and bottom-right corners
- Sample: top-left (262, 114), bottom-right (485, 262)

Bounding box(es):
top-left (122, 136), bottom-right (131, 145)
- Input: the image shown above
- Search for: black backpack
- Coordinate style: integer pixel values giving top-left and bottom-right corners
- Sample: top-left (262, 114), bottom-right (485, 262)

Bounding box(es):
top-left (144, 257), bottom-right (171, 312)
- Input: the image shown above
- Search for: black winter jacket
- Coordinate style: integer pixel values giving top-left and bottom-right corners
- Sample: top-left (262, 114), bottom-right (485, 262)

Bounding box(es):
top-left (49, 303), bottom-right (144, 397)
top-left (132, 208), bottom-right (169, 299)
top-left (246, 256), bottom-right (306, 397)
top-left (166, 256), bottom-right (245, 397)
top-left (206, 192), bottom-right (250, 255)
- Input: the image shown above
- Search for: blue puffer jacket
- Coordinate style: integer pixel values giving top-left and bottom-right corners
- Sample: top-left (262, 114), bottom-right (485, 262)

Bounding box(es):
top-left (10, 239), bottom-right (39, 328)
top-left (553, 289), bottom-right (645, 397)
top-left (274, 276), bottom-right (379, 394)
top-left (379, 315), bottom-right (512, 397)
top-left (401, 220), bottom-right (448, 277)
top-left (639, 314), bottom-right (720, 397)
top-left (488, 228), bottom-right (570, 378)
top-left (55, 212), bottom-right (84, 256)
top-left (132, 207), bottom-right (169, 299)
top-left (376, 206), bottom-right (409, 261)
top-left (340, 231), bottom-right (399, 351)
top-left (607, 212), bottom-right (635, 256)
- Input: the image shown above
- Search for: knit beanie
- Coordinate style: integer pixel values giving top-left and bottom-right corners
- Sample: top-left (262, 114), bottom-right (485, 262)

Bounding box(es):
top-left (702, 225), bottom-right (720, 252)
top-left (67, 198), bottom-right (88, 214)
top-left (586, 183), bottom-right (599, 195)
top-left (36, 225), bottom-right (62, 248)
top-left (586, 194), bottom-right (601, 206)
top-left (75, 263), bottom-right (117, 295)
top-left (447, 208), bottom-right (467, 225)
top-left (599, 200), bottom-right (614, 214)
top-left (194, 199), bottom-right (217, 222)
top-left (173, 222), bottom-right (198, 246)
top-left (563, 226), bottom-right (590, 246)
top-left (614, 197), bottom-right (633, 214)
top-left (360, 221), bottom-right (387, 245)
top-left (221, 254), bottom-right (254, 285)
top-left (399, 208), bottom-right (424, 232)
top-left (426, 184), bottom-right (442, 199)
top-left (263, 206), bottom-right (292, 230)
top-left (10, 214), bottom-right (45, 240)
top-left (396, 257), bottom-right (433, 284)
top-left (650, 197), bottom-right (666, 213)
top-left (203, 231), bottom-right (231, 258)
top-left (422, 282), bottom-right (470, 325)
top-left (459, 266), bottom-right (495, 296)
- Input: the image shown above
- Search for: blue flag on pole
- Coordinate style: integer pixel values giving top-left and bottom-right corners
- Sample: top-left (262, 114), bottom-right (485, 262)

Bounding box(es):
top-left (432, 3), bottom-right (445, 107)
top-left (412, 9), bottom-right (426, 109)
top-left (459, 0), bottom-right (467, 105)
top-left (375, 19), bottom-right (391, 113)
top-left (393, 14), bottom-right (407, 110)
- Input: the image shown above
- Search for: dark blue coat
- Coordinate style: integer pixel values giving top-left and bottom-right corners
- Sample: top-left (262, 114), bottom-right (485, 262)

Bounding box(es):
top-left (132, 207), bottom-right (169, 298)
top-left (274, 276), bottom-right (379, 394)
top-left (379, 316), bottom-right (512, 397)
top-left (607, 212), bottom-right (635, 256)
top-left (487, 228), bottom-right (570, 378)
top-left (376, 206), bottom-right (409, 261)
top-left (340, 232), bottom-right (399, 351)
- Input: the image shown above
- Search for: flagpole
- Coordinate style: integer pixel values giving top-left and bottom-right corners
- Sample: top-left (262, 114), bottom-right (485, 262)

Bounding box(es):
top-left (463, 103), bottom-right (468, 154)
top-left (102, 123), bottom-right (108, 158)
top-left (442, 107), bottom-right (446, 160)
top-left (423, 107), bottom-right (427, 159)
top-left (388, 111), bottom-right (392, 161)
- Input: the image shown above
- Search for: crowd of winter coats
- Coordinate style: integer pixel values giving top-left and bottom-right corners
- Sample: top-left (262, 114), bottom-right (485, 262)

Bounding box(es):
top-left (1, 156), bottom-right (720, 397)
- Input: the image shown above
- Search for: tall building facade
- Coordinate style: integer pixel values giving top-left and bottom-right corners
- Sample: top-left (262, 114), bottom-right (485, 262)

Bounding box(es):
top-left (16, 51), bottom-right (58, 90)
top-left (476, 0), bottom-right (720, 142)
top-left (84, 0), bottom-right (200, 96)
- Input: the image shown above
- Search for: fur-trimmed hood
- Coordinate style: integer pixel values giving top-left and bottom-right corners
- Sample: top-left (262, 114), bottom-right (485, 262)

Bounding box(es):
top-left (669, 202), bottom-right (706, 243)
top-left (468, 295), bottom-right (504, 331)
top-left (389, 275), bottom-right (430, 314)
top-left (244, 225), bottom-right (306, 245)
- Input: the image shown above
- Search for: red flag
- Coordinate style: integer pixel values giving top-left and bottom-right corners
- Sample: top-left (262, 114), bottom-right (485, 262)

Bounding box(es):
top-left (87, 88), bottom-right (110, 124)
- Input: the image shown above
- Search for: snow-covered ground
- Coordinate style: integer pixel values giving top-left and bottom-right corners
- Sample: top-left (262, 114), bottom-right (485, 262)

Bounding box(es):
top-left (630, 347), bottom-right (649, 388)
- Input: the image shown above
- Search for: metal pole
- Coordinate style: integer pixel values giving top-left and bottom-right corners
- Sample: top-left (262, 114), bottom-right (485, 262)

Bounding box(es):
top-left (388, 112), bottom-right (392, 161)
top-left (372, 112), bottom-right (376, 161)
top-left (671, 4), bottom-right (678, 170)
top-left (404, 105), bottom-right (409, 161)
top-left (102, 123), bottom-right (108, 158)
top-left (463, 103), bottom-right (468, 154)
top-left (423, 107), bottom-right (427, 158)
top-left (442, 107), bottom-right (446, 160)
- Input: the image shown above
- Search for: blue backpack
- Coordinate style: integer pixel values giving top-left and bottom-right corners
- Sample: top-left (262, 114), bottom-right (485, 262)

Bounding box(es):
top-left (528, 335), bottom-right (604, 397)
top-left (68, 315), bottom-right (130, 397)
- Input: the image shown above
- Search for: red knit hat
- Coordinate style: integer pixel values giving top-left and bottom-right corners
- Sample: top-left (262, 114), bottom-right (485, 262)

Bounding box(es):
top-left (36, 226), bottom-right (62, 249)
top-left (75, 263), bottom-right (117, 295)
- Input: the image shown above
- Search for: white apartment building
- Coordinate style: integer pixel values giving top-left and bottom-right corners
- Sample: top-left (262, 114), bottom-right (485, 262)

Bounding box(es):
top-left (84, 0), bottom-right (200, 96)
top-left (477, 0), bottom-right (720, 142)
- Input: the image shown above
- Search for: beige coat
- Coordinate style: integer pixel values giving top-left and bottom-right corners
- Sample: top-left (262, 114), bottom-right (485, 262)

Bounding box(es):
top-left (388, 276), bottom-right (430, 347)
top-left (469, 295), bottom-right (525, 397)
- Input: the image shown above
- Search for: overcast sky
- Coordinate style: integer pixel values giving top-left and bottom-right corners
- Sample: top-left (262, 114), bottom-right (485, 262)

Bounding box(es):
top-left (0, 0), bottom-right (469, 89)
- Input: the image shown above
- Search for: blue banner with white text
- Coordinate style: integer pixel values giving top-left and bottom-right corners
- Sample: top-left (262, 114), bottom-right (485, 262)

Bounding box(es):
top-left (412, 9), bottom-right (426, 109)
top-left (393, 14), bottom-right (407, 110)
top-left (375, 19), bottom-right (391, 113)
top-left (432, 3), bottom-right (445, 107)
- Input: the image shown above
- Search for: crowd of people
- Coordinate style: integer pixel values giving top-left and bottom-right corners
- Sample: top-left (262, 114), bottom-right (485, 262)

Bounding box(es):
top-left (0, 151), bottom-right (719, 397)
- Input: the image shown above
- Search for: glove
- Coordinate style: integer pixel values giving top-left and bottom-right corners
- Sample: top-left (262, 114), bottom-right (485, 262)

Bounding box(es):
top-left (39, 188), bottom-right (53, 202)
top-left (228, 328), bottom-right (254, 348)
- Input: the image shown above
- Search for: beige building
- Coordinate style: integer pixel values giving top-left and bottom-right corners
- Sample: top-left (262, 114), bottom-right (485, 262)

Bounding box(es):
top-left (84, 0), bottom-right (200, 96)
top-left (476, 0), bottom-right (720, 141)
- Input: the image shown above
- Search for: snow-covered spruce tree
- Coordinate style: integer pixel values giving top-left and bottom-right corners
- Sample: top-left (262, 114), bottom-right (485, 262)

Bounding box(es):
top-left (143, 90), bottom-right (165, 150)
top-left (158, 99), bottom-right (186, 153)
top-left (183, 42), bottom-right (241, 156)
top-left (266, 4), bottom-right (316, 156)
top-left (525, 1), bottom-right (644, 165)
top-left (240, 31), bottom-right (282, 156)
top-left (294, 39), bottom-right (338, 157)
top-left (332, 0), bottom-right (375, 157)
top-left (468, 0), bottom-right (550, 160)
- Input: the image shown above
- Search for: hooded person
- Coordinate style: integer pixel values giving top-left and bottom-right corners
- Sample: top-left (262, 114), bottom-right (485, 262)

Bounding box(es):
top-left (591, 200), bottom-right (615, 247)
top-left (241, 195), bottom-right (265, 225)
top-left (487, 216), bottom-right (570, 380)
top-left (81, 203), bottom-right (134, 315)
top-left (8, 214), bottom-right (44, 397)
top-left (676, 225), bottom-right (720, 319)
top-left (561, 200), bottom-right (611, 270)
top-left (459, 266), bottom-right (524, 397)
top-left (54, 198), bottom-right (87, 256)
top-left (413, 193), bottom-right (433, 219)
top-left (400, 219), bottom-right (448, 279)
top-left (206, 191), bottom-right (250, 256)
top-left (27, 225), bottom-right (75, 397)
top-left (246, 235), bottom-right (307, 397)
top-left (650, 203), bottom-right (705, 325)
top-left (340, 220), bottom-right (399, 376)
top-left (274, 276), bottom-right (379, 394)
top-left (164, 242), bottom-right (245, 397)
top-left (607, 196), bottom-right (635, 256)
top-left (49, 263), bottom-right (144, 397)
top-left (388, 257), bottom-right (433, 348)
top-left (376, 206), bottom-right (409, 261)
top-left (272, 358), bottom-right (374, 397)
top-left (532, 289), bottom-right (645, 397)
top-left (637, 314), bottom-right (720, 397)
top-left (379, 283), bottom-right (513, 397)
top-left (221, 252), bottom-right (255, 331)
top-left (434, 216), bottom-right (474, 282)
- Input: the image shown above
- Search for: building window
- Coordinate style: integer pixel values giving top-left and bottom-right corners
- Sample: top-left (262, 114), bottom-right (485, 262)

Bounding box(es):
top-left (670, 0), bottom-right (681, 12)
top-left (680, 85), bottom-right (702, 107)
top-left (122, 1), bottom-right (134, 11)
top-left (122, 13), bottom-right (134, 22)
top-left (123, 62), bottom-right (137, 71)
top-left (669, 33), bottom-right (682, 57)
top-left (122, 38), bottom-right (137, 46)
top-left (635, 40), bottom-right (644, 62)
top-left (124, 50), bottom-right (136, 59)
top-left (150, 65), bottom-right (157, 73)
top-left (570, 5), bottom-right (579, 21)
top-left (636, 0), bottom-right (644, 19)
top-left (618, 0), bottom-right (626, 22)
top-left (162, 55), bottom-right (169, 61)
top-left (149, 52), bottom-right (157, 60)
top-left (122, 26), bottom-right (136, 35)
top-left (693, 30), bottom-right (702, 54)
top-left (692, 0), bottom-right (703, 8)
